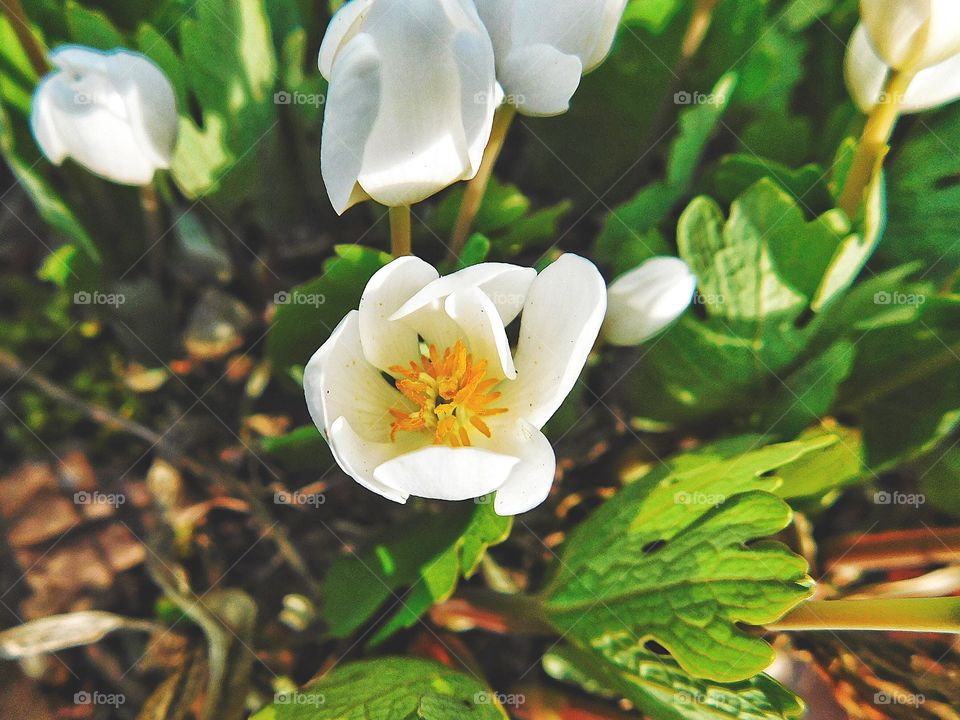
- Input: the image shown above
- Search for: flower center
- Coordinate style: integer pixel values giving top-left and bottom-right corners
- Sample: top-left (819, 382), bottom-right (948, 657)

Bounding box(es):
top-left (389, 339), bottom-right (508, 448)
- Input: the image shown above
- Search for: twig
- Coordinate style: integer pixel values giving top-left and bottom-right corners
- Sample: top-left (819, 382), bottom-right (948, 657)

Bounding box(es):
top-left (0, 350), bottom-right (320, 597)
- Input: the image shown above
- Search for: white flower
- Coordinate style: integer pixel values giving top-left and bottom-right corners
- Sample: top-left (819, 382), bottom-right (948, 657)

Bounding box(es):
top-left (31, 46), bottom-right (178, 186)
top-left (318, 0), bottom-right (500, 214)
top-left (859, 0), bottom-right (960, 72)
top-left (602, 257), bottom-right (696, 347)
top-left (473, 0), bottom-right (627, 116)
top-left (845, 23), bottom-right (960, 114)
top-left (304, 255), bottom-right (606, 516)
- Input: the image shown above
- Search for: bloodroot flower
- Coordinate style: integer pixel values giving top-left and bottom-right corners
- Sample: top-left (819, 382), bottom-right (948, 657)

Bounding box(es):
top-left (31, 46), bottom-right (178, 186)
top-left (304, 255), bottom-right (606, 515)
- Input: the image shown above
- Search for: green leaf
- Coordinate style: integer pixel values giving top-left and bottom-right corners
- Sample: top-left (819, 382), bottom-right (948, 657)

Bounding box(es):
top-left (919, 446), bottom-right (960, 518)
top-left (169, 0), bottom-right (279, 203)
top-left (881, 105), bottom-right (960, 280)
top-left (65, 0), bottom-right (124, 48)
top-left (323, 502), bottom-right (511, 646)
top-left (774, 426), bottom-right (866, 504)
top-left (545, 643), bottom-right (804, 720)
top-left (261, 425), bottom-right (332, 472)
top-left (837, 294), bottom-right (960, 468)
top-left (252, 657), bottom-right (508, 719)
top-left (596, 73), bottom-right (737, 276)
top-left (456, 233), bottom-right (491, 270)
top-left (541, 437), bottom-right (830, 682)
top-left (266, 245), bottom-right (390, 375)
top-left (704, 155), bottom-right (832, 214)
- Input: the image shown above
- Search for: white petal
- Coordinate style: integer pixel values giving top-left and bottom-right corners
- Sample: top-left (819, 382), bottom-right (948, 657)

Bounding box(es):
top-left (359, 256), bottom-right (439, 372)
top-left (453, 24), bottom-right (502, 175)
top-left (602, 257), bottom-right (697, 347)
top-left (861, 0), bottom-right (932, 69)
top-left (500, 44), bottom-right (583, 116)
top-left (500, 254), bottom-right (606, 430)
top-left (328, 416), bottom-right (411, 504)
top-left (493, 420), bottom-right (556, 516)
top-left (320, 33), bottom-right (380, 214)
top-left (31, 77), bottom-right (69, 165)
top-left (318, 0), bottom-right (375, 78)
top-left (845, 24), bottom-right (960, 114)
top-left (899, 54), bottom-right (960, 113)
top-left (392, 262), bottom-right (536, 326)
top-left (583, 0), bottom-right (627, 72)
top-left (373, 445), bottom-right (519, 501)
top-left (845, 24), bottom-right (891, 114)
top-left (355, 0), bottom-right (496, 207)
top-left (303, 311), bottom-right (407, 443)
top-left (444, 287), bottom-right (516, 380)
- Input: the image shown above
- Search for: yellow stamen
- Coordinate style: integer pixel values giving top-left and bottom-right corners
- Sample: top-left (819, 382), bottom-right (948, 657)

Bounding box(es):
top-left (388, 339), bottom-right (508, 448)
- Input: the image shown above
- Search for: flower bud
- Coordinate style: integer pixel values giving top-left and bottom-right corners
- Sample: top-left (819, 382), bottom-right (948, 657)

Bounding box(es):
top-left (318, 0), bottom-right (500, 214)
top-left (602, 257), bottom-right (696, 347)
top-left (31, 46), bottom-right (178, 186)
top-left (473, 0), bottom-right (627, 116)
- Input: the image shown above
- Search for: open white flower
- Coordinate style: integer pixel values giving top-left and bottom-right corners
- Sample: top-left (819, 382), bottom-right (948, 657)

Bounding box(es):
top-left (318, 0), bottom-right (500, 214)
top-left (473, 0), bottom-right (627, 116)
top-left (31, 46), bottom-right (178, 186)
top-left (845, 23), bottom-right (960, 114)
top-left (304, 255), bottom-right (606, 515)
top-left (602, 257), bottom-right (696, 347)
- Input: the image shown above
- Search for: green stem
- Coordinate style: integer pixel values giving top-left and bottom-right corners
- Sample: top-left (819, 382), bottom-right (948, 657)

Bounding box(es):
top-left (837, 66), bottom-right (918, 218)
top-left (768, 598), bottom-right (960, 634)
top-left (389, 205), bottom-right (412, 257)
top-left (2, 0), bottom-right (48, 77)
top-left (449, 104), bottom-right (517, 260)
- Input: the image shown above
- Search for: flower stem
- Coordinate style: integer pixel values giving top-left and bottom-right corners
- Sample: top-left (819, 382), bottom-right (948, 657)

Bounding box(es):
top-left (389, 205), bottom-right (412, 257)
top-left (837, 66), bottom-right (917, 218)
top-left (681, 0), bottom-right (719, 62)
top-left (449, 104), bottom-right (517, 260)
top-left (768, 598), bottom-right (960, 634)
top-left (140, 181), bottom-right (164, 278)
top-left (2, 0), bottom-right (48, 77)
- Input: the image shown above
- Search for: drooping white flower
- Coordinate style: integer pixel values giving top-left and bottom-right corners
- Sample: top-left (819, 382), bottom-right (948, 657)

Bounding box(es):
top-left (304, 255), bottom-right (606, 516)
top-left (859, 0), bottom-right (960, 72)
top-left (473, 0), bottom-right (627, 116)
top-left (318, 0), bottom-right (500, 214)
top-left (602, 257), bottom-right (696, 347)
top-left (31, 46), bottom-right (178, 186)
top-left (845, 23), bottom-right (960, 114)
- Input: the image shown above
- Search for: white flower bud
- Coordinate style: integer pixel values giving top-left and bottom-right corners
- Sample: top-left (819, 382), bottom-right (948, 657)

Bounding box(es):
top-left (31, 46), bottom-right (178, 186)
top-left (860, 0), bottom-right (960, 72)
top-left (602, 257), bottom-right (697, 347)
